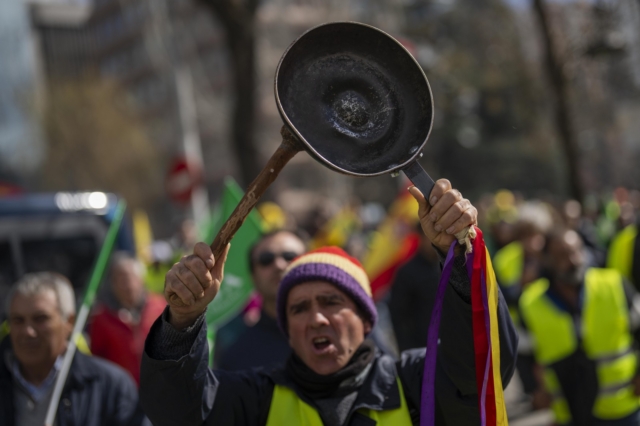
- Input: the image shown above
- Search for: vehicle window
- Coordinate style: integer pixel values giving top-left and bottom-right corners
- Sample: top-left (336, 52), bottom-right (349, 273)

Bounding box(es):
top-left (21, 236), bottom-right (99, 296)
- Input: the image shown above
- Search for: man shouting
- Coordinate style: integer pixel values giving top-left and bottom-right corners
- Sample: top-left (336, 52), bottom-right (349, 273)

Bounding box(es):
top-left (140, 180), bottom-right (517, 425)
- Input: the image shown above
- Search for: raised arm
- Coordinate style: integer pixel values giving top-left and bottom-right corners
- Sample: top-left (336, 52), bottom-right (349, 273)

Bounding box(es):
top-left (400, 180), bottom-right (517, 423)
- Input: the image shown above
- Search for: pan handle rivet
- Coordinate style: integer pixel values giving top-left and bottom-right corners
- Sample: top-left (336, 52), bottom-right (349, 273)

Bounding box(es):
top-left (419, 152), bottom-right (424, 158)
top-left (390, 172), bottom-right (399, 178)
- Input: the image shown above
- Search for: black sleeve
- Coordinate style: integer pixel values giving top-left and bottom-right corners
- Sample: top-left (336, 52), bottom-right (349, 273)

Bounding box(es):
top-left (437, 270), bottom-right (517, 397)
top-left (388, 264), bottom-right (421, 352)
top-left (396, 262), bottom-right (518, 424)
top-left (140, 314), bottom-right (274, 426)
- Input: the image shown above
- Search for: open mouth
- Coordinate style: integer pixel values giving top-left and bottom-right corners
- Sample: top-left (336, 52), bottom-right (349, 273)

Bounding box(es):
top-left (312, 337), bottom-right (332, 352)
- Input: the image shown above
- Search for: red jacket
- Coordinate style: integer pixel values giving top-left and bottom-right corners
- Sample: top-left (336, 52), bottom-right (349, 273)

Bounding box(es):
top-left (89, 293), bottom-right (166, 386)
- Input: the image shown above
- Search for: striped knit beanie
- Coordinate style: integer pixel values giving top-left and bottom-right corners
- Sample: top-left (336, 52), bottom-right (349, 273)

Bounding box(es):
top-left (276, 246), bottom-right (377, 336)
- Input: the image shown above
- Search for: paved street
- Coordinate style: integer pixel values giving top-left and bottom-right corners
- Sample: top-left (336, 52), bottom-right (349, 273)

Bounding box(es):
top-left (506, 372), bottom-right (554, 426)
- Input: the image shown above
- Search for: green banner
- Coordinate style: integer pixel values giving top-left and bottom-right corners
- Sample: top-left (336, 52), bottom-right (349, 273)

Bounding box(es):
top-left (205, 177), bottom-right (264, 328)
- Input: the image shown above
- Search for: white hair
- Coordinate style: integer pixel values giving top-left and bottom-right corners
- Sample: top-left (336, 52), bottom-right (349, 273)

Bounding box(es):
top-left (109, 251), bottom-right (145, 278)
top-left (518, 201), bottom-right (554, 234)
top-left (6, 272), bottom-right (76, 320)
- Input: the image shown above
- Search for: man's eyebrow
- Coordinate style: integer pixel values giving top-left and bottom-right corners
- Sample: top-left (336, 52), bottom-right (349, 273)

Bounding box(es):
top-left (317, 293), bottom-right (345, 303)
top-left (288, 299), bottom-right (310, 312)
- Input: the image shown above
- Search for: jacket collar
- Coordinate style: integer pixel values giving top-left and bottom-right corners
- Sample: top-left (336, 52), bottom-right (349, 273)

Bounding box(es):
top-left (270, 350), bottom-right (401, 411)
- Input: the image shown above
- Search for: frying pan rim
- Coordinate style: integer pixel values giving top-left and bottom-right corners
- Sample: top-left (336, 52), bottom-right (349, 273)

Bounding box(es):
top-left (274, 20), bottom-right (435, 177)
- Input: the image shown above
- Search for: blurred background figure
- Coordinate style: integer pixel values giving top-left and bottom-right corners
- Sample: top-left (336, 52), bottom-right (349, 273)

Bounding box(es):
top-left (484, 190), bottom-right (519, 255)
top-left (214, 229), bottom-right (306, 371)
top-left (388, 223), bottom-right (441, 352)
top-left (492, 200), bottom-right (554, 403)
top-left (494, 201), bottom-right (554, 300)
top-left (563, 199), bottom-right (607, 268)
top-left (607, 201), bottom-right (640, 290)
top-left (143, 240), bottom-right (177, 295)
top-left (520, 228), bottom-right (640, 425)
top-left (1, 272), bottom-right (148, 425)
top-left (89, 252), bottom-right (166, 385)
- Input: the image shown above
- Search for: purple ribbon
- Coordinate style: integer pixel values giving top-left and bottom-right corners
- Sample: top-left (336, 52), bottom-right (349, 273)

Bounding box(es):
top-left (420, 241), bottom-right (457, 426)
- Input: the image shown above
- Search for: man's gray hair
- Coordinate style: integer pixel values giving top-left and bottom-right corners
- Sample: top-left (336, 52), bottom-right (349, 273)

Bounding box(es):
top-left (109, 251), bottom-right (145, 278)
top-left (6, 272), bottom-right (76, 320)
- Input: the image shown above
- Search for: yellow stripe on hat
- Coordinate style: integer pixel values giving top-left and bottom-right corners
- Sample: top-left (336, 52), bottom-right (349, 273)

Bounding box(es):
top-left (285, 252), bottom-right (372, 297)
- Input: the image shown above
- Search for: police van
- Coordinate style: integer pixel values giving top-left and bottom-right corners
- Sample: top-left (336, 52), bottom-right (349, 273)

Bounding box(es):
top-left (0, 192), bottom-right (134, 319)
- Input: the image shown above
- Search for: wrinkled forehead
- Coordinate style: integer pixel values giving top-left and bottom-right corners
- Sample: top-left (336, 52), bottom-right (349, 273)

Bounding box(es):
top-left (257, 231), bottom-right (304, 253)
top-left (10, 289), bottom-right (59, 317)
top-left (286, 281), bottom-right (352, 306)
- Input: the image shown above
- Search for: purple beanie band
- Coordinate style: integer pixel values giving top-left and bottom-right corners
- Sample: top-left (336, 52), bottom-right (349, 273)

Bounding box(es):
top-left (277, 262), bottom-right (378, 337)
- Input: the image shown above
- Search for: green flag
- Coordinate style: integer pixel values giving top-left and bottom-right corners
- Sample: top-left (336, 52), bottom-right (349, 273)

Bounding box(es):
top-left (205, 177), bottom-right (264, 328)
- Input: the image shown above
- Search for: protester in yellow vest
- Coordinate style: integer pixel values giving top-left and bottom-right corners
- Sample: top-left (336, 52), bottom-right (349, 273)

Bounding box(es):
top-left (608, 222), bottom-right (640, 290)
top-left (139, 181), bottom-right (518, 425)
top-left (493, 201), bottom-right (553, 400)
top-left (520, 228), bottom-right (640, 425)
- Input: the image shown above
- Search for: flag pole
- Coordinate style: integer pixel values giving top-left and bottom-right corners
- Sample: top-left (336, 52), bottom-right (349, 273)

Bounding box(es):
top-left (44, 200), bottom-right (127, 426)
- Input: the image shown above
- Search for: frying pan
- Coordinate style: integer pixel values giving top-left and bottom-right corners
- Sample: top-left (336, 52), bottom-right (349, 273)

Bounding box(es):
top-left (275, 21), bottom-right (436, 192)
top-left (170, 22), bottom-right (458, 306)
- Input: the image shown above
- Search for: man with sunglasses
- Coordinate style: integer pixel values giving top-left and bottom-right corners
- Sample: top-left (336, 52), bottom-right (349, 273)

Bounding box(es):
top-left (215, 230), bottom-right (306, 371)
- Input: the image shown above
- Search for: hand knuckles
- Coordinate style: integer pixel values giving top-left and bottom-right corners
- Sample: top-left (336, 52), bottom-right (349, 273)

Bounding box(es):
top-left (462, 211), bottom-right (475, 223)
top-left (175, 262), bottom-right (187, 275)
top-left (438, 178), bottom-right (451, 187)
top-left (185, 255), bottom-right (203, 271)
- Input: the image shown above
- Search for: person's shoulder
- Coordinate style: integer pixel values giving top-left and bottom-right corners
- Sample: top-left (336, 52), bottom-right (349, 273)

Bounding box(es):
top-left (89, 303), bottom-right (111, 320)
top-left (74, 352), bottom-right (136, 387)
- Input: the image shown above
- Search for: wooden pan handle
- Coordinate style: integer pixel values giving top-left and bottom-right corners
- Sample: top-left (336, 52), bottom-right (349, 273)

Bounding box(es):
top-left (210, 127), bottom-right (302, 259)
top-left (168, 126), bottom-right (301, 307)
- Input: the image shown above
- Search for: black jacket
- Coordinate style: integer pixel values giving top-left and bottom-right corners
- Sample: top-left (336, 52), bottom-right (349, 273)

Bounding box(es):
top-left (0, 339), bottom-right (148, 426)
top-left (216, 311), bottom-right (291, 371)
top-left (140, 281), bottom-right (518, 425)
top-left (389, 252), bottom-right (442, 352)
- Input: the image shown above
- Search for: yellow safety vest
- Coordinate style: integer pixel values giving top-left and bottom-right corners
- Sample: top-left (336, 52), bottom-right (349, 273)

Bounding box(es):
top-left (493, 241), bottom-right (524, 288)
top-left (493, 241), bottom-right (524, 324)
top-left (265, 378), bottom-right (412, 426)
top-left (608, 225), bottom-right (637, 284)
top-left (519, 269), bottom-right (640, 424)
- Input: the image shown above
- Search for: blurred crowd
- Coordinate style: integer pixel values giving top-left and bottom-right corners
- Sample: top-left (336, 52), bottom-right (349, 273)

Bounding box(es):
top-left (2, 183), bottom-right (640, 425)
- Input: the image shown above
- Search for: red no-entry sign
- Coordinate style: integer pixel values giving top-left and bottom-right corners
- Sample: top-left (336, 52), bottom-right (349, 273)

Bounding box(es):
top-left (165, 157), bottom-right (203, 204)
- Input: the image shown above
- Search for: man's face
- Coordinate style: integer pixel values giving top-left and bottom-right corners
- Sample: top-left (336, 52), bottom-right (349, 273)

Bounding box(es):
top-left (9, 290), bottom-right (73, 370)
top-left (286, 281), bottom-right (371, 375)
top-left (546, 230), bottom-right (587, 287)
top-left (252, 232), bottom-right (305, 302)
top-left (112, 260), bottom-right (144, 309)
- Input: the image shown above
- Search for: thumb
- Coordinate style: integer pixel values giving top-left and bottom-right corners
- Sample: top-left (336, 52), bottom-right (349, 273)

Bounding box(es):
top-left (211, 243), bottom-right (231, 282)
top-left (408, 186), bottom-right (431, 218)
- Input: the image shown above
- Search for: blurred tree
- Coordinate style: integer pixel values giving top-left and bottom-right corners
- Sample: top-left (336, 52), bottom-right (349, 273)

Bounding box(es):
top-left (197, 0), bottom-right (261, 187)
top-left (532, 0), bottom-right (584, 202)
top-left (403, 0), bottom-right (561, 199)
top-left (39, 76), bottom-right (163, 210)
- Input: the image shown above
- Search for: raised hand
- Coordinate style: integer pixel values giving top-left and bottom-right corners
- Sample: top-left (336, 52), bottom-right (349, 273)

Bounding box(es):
top-left (164, 242), bottom-right (230, 329)
top-left (409, 179), bottom-right (477, 254)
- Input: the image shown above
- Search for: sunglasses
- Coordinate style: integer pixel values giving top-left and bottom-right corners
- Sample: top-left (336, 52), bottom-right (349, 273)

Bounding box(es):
top-left (256, 251), bottom-right (300, 267)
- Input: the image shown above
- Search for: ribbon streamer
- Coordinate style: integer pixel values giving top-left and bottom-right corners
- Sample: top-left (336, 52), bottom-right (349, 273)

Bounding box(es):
top-left (420, 227), bottom-right (508, 426)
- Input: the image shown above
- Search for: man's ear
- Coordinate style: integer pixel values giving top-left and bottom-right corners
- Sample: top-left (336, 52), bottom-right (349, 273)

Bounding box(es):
top-left (65, 313), bottom-right (76, 334)
top-left (363, 320), bottom-right (372, 335)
